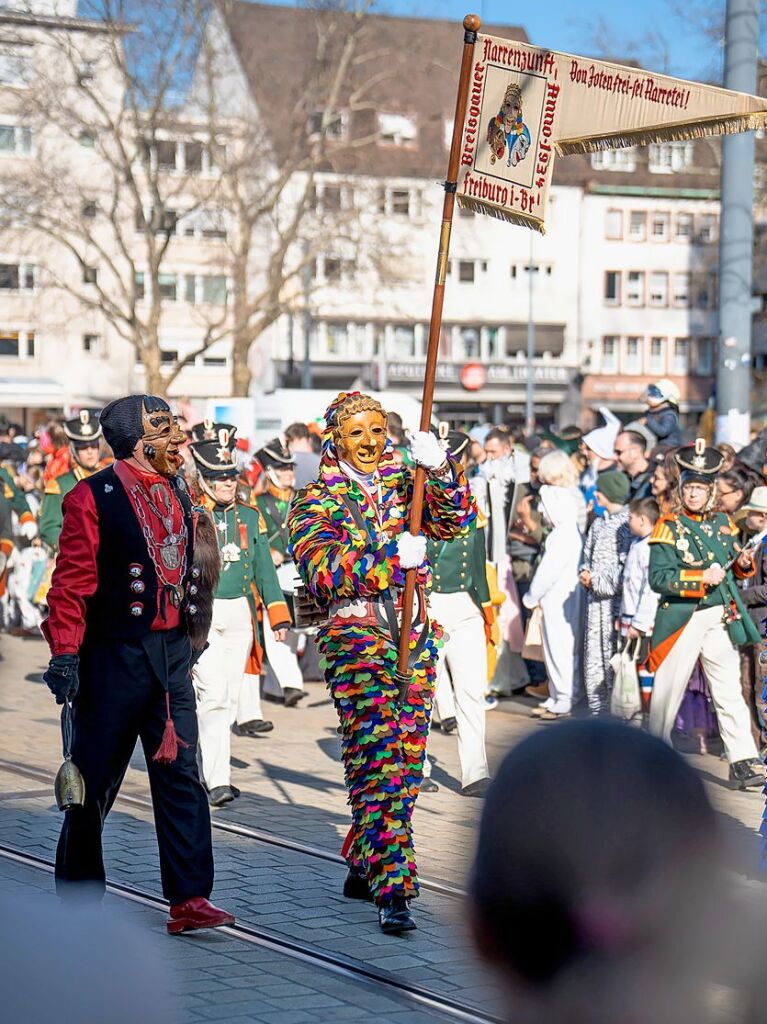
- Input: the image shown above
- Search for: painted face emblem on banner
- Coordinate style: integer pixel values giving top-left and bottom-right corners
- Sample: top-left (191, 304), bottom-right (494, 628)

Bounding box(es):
top-left (486, 82), bottom-right (532, 170)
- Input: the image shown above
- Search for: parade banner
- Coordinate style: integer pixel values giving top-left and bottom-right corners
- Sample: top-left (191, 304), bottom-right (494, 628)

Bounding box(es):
top-left (457, 35), bottom-right (767, 232)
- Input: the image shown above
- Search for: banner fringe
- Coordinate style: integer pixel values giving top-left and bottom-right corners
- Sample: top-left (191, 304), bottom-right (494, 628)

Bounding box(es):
top-left (556, 111), bottom-right (767, 155)
top-left (457, 195), bottom-right (545, 233)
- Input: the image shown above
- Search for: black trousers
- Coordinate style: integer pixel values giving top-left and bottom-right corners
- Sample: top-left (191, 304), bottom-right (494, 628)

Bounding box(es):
top-left (56, 628), bottom-right (214, 905)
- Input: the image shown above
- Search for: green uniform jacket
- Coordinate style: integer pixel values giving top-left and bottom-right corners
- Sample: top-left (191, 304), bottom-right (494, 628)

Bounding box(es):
top-left (255, 489), bottom-right (292, 560)
top-left (39, 467), bottom-right (95, 550)
top-left (648, 510), bottom-right (759, 670)
top-left (204, 498), bottom-right (291, 667)
top-left (427, 525), bottom-right (491, 615)
top-left (0, 465), bottom-right (33, 525)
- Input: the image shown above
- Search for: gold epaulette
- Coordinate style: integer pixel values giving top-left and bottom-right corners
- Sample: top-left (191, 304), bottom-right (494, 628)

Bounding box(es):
top-left (649, 517), bottom-right (675, 545)
top-left (476, 507), bottom-right (488, 531)
top-left (44, 479), bottom-right (62, 496)
top-left (257, 509), bottom-right (268, 534)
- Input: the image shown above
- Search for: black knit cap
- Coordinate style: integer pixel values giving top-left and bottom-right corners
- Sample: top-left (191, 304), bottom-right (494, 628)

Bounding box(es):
top-left (100, 395), bottom-right (170, 460)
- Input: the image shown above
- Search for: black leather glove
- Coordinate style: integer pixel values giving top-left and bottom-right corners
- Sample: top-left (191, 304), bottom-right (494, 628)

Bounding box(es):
top-left (43, 654), bottom-right (80, 705)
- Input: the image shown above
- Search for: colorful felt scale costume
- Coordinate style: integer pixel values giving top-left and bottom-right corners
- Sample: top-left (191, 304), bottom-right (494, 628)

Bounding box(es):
top-left (288, 393), bottom-right (475, 929)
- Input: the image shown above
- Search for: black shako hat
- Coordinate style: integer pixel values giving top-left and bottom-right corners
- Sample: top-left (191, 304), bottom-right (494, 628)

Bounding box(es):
top-left (100, 395), bottom-right (170, 460)
top-left (675, 438), bottom-right (724, 486)
top-left (432, 425), bottom-right (470, 460)
top-left (256, 437), bottom-right (295, 470)
top-left (63, 409), bottom-right (102, 446)
top-left (190, 419), bottom-right (238, 444)
top-left (189, 431), bottom-right (239, 479)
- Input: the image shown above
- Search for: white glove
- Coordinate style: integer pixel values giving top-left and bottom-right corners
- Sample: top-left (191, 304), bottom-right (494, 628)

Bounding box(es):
top-left (410, 430), bottom-right (448, 471)
top-left (19, 519), bottom-right (38, 541)
top-left (396, 532), bottom-right (426, 570)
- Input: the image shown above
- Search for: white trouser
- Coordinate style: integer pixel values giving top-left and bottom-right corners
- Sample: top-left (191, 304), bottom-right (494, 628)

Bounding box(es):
top-left (193, 596), bottom-right (253, 789)
top-left (427, 591), bottom-right (489, 788)
top-left (262, 624), bottom-right (304, 697)
top-left (649, 605), bottom-right (758, 764)
top-left (237, 673), bottom-right (263, 724)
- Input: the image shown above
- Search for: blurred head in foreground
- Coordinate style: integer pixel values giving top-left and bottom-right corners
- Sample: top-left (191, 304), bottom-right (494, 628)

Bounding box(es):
top-left (470, 721), bottom-right (758, 1024)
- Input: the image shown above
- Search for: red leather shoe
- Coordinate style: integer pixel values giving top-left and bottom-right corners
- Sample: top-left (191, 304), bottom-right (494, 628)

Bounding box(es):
top-left (166, 897), bottom-right (235, 935)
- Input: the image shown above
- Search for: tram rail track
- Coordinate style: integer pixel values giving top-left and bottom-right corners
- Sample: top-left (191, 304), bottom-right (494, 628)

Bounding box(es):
top-left (0, 758), bottom-right (466, 898)
top-left (0, 840), bottom-right (500, 1024)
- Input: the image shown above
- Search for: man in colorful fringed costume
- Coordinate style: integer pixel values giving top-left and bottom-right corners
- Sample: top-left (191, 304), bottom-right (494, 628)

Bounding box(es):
top-left (288, 392), bottom-right (475, 935)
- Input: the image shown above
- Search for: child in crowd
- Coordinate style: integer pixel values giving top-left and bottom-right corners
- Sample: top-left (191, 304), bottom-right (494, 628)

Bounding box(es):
top-left (642, 379), bottom-right (683, 448)
top-left (736, 485), bottom-right (767, 752)
top-left (580, 471), bottom-right (632, 715)
top-left (619, 497), bottom-right (660, 712)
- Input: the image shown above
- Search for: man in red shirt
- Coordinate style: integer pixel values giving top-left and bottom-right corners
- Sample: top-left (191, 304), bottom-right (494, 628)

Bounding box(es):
top-left (41, 394), bottom-right (234, 935)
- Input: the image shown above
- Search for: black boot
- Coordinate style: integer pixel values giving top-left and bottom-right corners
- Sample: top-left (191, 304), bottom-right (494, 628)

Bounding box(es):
top-left (729, 759), bottom-right (765, 790)
top-left (207, 785), bottom-right (235, 807)
top-left (378, 897), bottom-right (416, 935)
top-left (233, 719), bottom-right (274, 736)
top-left (440, 716), bottom-right (457, 734)
top-left (342, 869), bottom-right (373, 902)
top-left (283, 687), bottom-right (307, 708)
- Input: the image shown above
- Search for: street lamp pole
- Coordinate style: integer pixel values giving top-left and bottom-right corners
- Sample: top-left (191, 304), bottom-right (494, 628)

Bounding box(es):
top-left (525, 232), bottom-right (536, 433)
top-left (301, 240), bottom-right (313, 390)
top-left (716, 0), bottom-right (759, 444)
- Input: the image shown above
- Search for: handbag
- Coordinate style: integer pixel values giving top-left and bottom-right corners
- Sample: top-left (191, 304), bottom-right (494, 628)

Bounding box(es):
top-left (521, 605), bottom-right (544, 662)
top-left (610, 637), bottom-right (642, 720)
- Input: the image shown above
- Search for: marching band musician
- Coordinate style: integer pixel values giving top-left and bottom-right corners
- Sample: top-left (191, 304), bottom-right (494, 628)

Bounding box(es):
top-left (39, 409), bottom-right (105, 551)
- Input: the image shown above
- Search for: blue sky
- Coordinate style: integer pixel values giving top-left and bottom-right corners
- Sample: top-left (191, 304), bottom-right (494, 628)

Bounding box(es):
top-left (258, 0), bottom-right (726, 81)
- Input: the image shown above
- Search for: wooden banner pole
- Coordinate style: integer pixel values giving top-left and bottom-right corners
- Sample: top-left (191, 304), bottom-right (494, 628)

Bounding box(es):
top-left (396, 13), bottom-right (480, 699)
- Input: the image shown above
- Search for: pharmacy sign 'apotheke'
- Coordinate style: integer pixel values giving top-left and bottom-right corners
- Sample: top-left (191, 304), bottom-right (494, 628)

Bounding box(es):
top-left (457, 34), bottom-right (767, 232)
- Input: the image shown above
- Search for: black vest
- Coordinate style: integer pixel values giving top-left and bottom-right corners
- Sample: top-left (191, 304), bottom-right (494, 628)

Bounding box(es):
top-left (82, 465), bottom-right (194, 640)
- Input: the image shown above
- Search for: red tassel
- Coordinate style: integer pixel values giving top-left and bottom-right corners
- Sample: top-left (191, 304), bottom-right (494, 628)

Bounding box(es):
top-left (153, 692), bottom-right (190, 764)
top-left (340, 824), bottom-right (355, 860)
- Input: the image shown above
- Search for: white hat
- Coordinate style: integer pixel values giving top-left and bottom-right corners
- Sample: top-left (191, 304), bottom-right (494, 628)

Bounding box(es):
top-left (644, 379), bottom-right (680, 407)
top-left (742, 486), bottom-right (767, 513)
top-left (582, 407), bottom-right (621, 461)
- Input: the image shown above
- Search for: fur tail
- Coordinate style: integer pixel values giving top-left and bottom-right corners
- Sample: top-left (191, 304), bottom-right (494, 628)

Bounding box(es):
top-left (188, 507), bottom-right (220, 653)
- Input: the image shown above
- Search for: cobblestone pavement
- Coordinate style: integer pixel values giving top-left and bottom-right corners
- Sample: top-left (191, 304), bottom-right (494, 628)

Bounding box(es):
top-left (0, 633), bottom-right (764, 1022)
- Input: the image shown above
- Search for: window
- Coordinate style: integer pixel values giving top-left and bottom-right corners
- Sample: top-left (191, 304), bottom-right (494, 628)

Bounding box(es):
top-left (160, 349), bottom-right (177, 365)
top-left (83, 333), bottom-right (101, 354)
top-left (202, 356), bottom-right (227, 367)
top-left (82, 201), bottom-right (97, 219)
top-left (184, 275), bottom-right (195, 303)
top-left (158, 273), bottom-right (177, 301)
top-left (307, 110), bottom-right (345, 139)
top-left (82, 265), bottom-right (96, 285)
top-left (0, 263), bottom-right (30, 290)
top-left (391, 190), bottom-right (411, 216)
top-left (649, 337), bottom-right (666, 374)
top-left (649, 271), bottom-right (669, 307)
top-left (0, 124), bottom-right (31, 155)
top-left (672, 338), bottom-right (689, 375)
top-left (156, 139), bottom-right (177, 171)
top-left (459, 260), bottom-right (475, 283)
top-left (0, 46), bottom-right (30, 87)
top-left (626, 271), bottom-right (644, 306)
top-left (0, 331), bottom-right (19, 356)
top-left (180, 208), bottom-right (226, 240)
top-left (673, 272), bottom-right (690, 307)
top-left (322, 185), bottom-right (342, 212)
top-left (324, 257), bottom-right (342, 282)
top-left (676, 212), bottom-right (693, 239)
top-left (651, 212), bottom-right (670, 241)
top-left (591, 149), bottom-right (636, 172)
top-left (135, 272), bottom-right (145, 300)
top-left (628, 211), bottom-right (646, 241)
top-left (391, 324), bottom-right (416, 358)
top-left (694, 275), bottom-right (717, 309)
top-left (604, 270), bottom-right (621, 305)
top-left (325, 322), bottom-right (347, 355)
top-left (184, 141), bottom-right (203, 173)
top-left (697, 214), bottom-right (717, 243)
top-left (26, 331), bottom-right (34, 357)
top-left (624, 337), bottom-right (642, 374)
top-left (201, 275), bottom-right (227, 305)
top-left (486, 326), bottom-right (499, 359)
top-left (695, 337), bottom-right (714, 375)
top-left (605, 209), bottom-right (622, 239)
top-left (648, 141), bottom-right (694, 173)
top-left (601, 337), bottom-right (618, 373)
top-left (459, 327), bottom-right (480, 359)
top-left (377, 112), bottom-right (417, 146)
